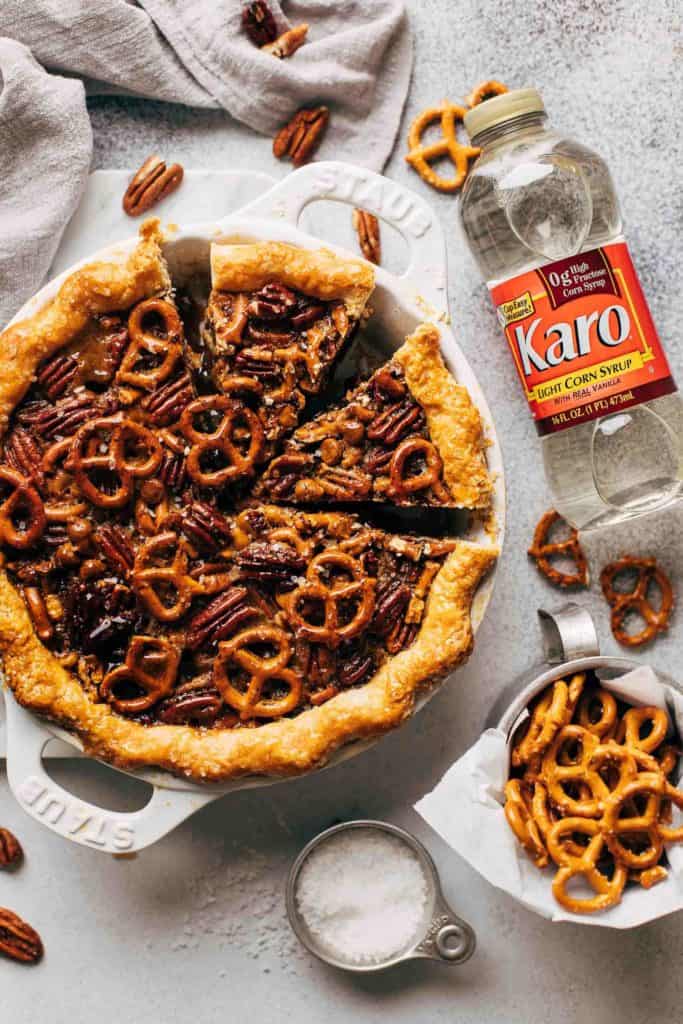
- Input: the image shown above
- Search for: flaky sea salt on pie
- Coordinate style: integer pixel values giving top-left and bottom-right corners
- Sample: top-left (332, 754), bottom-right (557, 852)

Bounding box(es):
top-left (0, 224), bottom-right (496, 781)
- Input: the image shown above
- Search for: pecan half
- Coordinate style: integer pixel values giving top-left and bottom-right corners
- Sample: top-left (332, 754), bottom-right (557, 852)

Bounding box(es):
top-left (262, 23), bottom-right (308, 58)
top-left (4, 426), bottom-right (44, 489)
top-left (95, 524), bottom-right (135, 577)
top-left (19, 393), bottom-right (97, 440)
top-left (273, 106), bottom-right (329, 167)
top-left (367, 399), bottom-right (423, 444)
top-left (156, 678), bottom-right (224, 725)
top-left (338, 650), bottom-right (374, 687)
top-left (247, 283), bottom-right (298, 321)
top-left (236, 541), bottom-right (306, 585)
top-left (372, 579), bottom-right (411, 635)
top-left (0, 829), bottom-right (23, 869)
top-left (352, 209), bottom-right (381, 265)
top-left (0, 908), bottom-right (43, 963)
top-left (122, 156), bottom-right (184, 217)
top-left (233, 351), bottom-right (283, 385)
top-left (159, 448), bottom-right (187, 491)
top-left (186, 586), bottom-right (256, 650)
top-left (181, 501), bottom-right (233, 553)
top-left (142, 371), bottom-right (194, 426)
top-left (242, 0), bottom-right (277, 45)
top-left (37, 353), bottom-right (79, 400)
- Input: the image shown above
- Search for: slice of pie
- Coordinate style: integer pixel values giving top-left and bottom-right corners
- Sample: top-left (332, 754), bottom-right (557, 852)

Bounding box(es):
top-left (200, 241), bottom-right (374, 459)
top-left (0, 224), bottom-right (497, 782)
top-left (256, 324), bottom-right (492, 510)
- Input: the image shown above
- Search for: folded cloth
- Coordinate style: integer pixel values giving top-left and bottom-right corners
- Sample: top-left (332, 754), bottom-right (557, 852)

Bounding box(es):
top-left (0, 0), bottom-right (412, 327)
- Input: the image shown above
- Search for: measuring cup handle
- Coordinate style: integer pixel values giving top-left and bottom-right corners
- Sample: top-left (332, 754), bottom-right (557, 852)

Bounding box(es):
top-left (3, 692), bottom-right (213, 854)
top-left (231, 161), bottom-right (448, 314)
top-left (415, 903), bottom-right (476, 965)
top-left (538, 603), bottom-right (600, 663)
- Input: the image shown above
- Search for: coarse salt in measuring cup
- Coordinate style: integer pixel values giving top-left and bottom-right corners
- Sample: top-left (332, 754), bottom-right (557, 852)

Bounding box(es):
top-left (295, 827), bottom-right (429, 964)
top-left (287, 820), bottom-right (476, 972)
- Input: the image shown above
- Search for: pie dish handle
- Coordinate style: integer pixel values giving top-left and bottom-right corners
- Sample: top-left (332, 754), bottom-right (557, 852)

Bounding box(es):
top-left (3, 692), bottom-right (215, 853)
top-left (233, 161), bottom-right (449, 316)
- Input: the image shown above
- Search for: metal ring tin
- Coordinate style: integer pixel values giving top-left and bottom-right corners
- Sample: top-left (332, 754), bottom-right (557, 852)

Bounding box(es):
top-left (286, 820), bottom-right (476, 973)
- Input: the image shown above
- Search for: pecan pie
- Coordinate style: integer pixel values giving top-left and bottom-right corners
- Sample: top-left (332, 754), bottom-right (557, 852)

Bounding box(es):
top-left (257, 324), bottom-right (491, 509)
top-left (0, 224), bottom-right (497, 781)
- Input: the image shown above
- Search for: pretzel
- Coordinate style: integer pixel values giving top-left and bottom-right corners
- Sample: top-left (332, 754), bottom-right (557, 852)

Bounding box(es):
top-left (283, 550), bottom-right (376, 649)
top-left (600, 557), bottom-right (674, 646)
top-left (132, 531), bottom-right (203, 622)
top-left (547, 817), bottom-right (628, 914)
top-left (213, 624), bottom-right (302, 719)
top-left (503, 780), bottom-right (548, 868)
top-left (511, 674), bottom-right (585, 767)
top-left (71, 415), bottom-right (162, 509)
top-left (528, 509), bottom-right (589, 588)
top-left (466, 80), bottom-right (509, 107)
top-left (100, 635), bottom-right (180, 714)
top-left (541, 725), bottom-right (610, 817)
top-left (576, 687), bottom-right (618, 738)
top-left (601, 771), bottom-right (683, 868)
top-left (0, 466), bottom-right (46, 549)
top-left (405, 102), bottom-right (480, 192)
top-left (117, 298), bottom-right (182, 391)
top-left (180, 395), bottom-right (264, 488)
top-left (389, 437), bottom-right (449, 502)
top-left (614, 706), bottom-right (669, 754)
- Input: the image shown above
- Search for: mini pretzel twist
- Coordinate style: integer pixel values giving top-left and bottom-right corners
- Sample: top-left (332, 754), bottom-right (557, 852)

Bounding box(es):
top-left (389, 437), bottom-right (449, 502)
top-left (132, 530), bottom-right (204, 622)
top-left (511, 673), bottom-right (585, 766)
top-left (466, 80), bottom-right (509, 107)
top-left (213, 624), bottom-right (302, 720)
top-left (528, 509), bottom-right (589, 588)
top-left (576, 687), bottom-right (618, 738)
top-left (547, 817), bottom-right (628, 915)
top-left (541, 725), bottom-right (608, 818)
top-left (117, 298), bottom-right (182, 391)
top-left (600, 557), bottom-right (674, 647)
top-left (0, 466), bottom-right (46, 549)
top-left (100, 635), bottom-right (180, 714)
top-left (405, 102), bottom-right (480, 192)
top-left (601, 771), bottom-right (683, 868)
top-left (503, 779), bottom-right (548, 868)
top-left (283, 550), bottom-right (376, 649)
top-left (614, 706), bottom-right (670, 754)
top-left (70, 415), bottom-right (162, 509)
top-left (180, 395), bottom-right (264, 488)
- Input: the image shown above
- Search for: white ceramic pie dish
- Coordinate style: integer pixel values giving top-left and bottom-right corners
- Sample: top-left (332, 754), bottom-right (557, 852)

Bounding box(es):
top-left (2, 162), bottom-right (505, 852)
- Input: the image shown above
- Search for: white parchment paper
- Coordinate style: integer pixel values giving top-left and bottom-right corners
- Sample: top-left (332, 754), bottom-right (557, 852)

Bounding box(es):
top-left (416, 667), bottom-right (683, 928)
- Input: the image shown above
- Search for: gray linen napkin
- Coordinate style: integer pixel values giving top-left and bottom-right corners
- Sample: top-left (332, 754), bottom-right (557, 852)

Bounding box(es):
top-left (0, 0), bottom-right (412, 326)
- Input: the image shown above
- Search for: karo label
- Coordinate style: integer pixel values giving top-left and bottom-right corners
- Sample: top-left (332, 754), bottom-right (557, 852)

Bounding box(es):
top-left (490, 242), bottom-right (676, 435)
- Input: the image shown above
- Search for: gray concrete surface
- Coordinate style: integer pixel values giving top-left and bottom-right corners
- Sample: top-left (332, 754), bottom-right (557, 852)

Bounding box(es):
top-left (2, 2), bottom-right (682, 1021)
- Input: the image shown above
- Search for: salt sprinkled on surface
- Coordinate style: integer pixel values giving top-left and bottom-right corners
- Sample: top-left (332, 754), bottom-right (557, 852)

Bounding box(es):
top-left (295, 829), bottom-right (430, 964)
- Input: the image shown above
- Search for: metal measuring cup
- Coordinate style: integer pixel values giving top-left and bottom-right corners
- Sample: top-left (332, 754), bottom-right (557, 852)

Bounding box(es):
top-left (286, 819), bottom-right (475, 972)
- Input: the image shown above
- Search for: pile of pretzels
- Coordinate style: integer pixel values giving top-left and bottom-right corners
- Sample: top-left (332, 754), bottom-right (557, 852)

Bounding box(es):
top-left (504, 673), bottom-right (683, 914)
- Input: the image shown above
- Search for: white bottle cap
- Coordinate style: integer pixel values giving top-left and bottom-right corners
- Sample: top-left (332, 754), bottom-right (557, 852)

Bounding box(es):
top-left (464, 88), bottom-right (545, 142)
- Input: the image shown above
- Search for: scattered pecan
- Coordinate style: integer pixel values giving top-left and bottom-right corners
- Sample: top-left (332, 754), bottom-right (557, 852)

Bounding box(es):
top-left (236, 541), bottom-right (306, 585)
top-left (242, 0), bottom-right (277, 45)
top-left (317, 465), bottom-right (372, 499)
top-left (3, 426), bottom-right (44, 489)
top-left (181, 501), bottom-right (233, 553)
top-left (186, 586), bottom-right (256, 650)
top-left (233, 351), bottom-right (283, 385)
top-left (386, 618), bottom-right (418, 654)
top-left (352, 209), bottom-right (381, 264)
top-left (95, 524), bottom-right (135, 577)
top-left (20, 393), bottom-right (96, 440)
top-left (122, 155), bottom-right (184, 217)
top-left (290, 302), bottom-right (326, 329)
top-left (367, 399), bottom-right (423, 445)
top-left (0, 908), bottom-right (43, 964)
top-left (24, 587), bottom-right (54, 643)
top-left (0, 829), bottom-right (23, 869)
top-left (143, 371), bottom-right (194, 426)
top-left (36, 353), bottom-right (79, 400)
top-left (262, 23), bottom-right (308, 58)
top-left (273, 106), bottom-right (329, 167)
top-left (247, 283), bottom-right (298, 321)
top-left (364, 446), bottom-right (393, 474)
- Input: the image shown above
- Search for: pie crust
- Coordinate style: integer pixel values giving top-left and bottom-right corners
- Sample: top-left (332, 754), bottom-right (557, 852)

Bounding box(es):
top-left (0, 226), bottom-right (497, 782)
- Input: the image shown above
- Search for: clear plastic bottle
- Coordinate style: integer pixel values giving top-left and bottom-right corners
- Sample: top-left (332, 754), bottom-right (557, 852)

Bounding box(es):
top-left (461, 88), bottom-right (682, 530)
